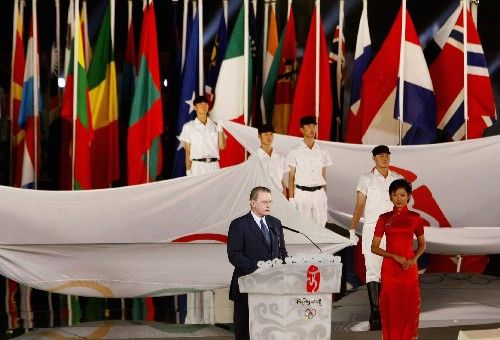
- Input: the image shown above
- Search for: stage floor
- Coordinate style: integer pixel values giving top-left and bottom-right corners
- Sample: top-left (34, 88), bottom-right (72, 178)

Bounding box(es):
top-left (11, 273), bottom-right (500, 339)
top-left (332, 272), bottom-right (500, 332)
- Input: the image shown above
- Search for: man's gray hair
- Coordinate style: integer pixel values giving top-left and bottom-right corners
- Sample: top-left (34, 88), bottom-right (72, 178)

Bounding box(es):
top-left (250, 186), bottom-right (271, 201)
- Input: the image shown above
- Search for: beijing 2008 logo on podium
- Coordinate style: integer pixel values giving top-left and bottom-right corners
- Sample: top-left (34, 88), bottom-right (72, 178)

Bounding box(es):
top-left (306, 265), bottom-right (320, 293)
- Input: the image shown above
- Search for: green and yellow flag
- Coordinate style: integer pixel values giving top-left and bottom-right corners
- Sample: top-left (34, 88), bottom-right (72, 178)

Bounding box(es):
top-left (87, 4), bottom-right (119, 189)
top-left (127, 2), bottom-right (164, 185)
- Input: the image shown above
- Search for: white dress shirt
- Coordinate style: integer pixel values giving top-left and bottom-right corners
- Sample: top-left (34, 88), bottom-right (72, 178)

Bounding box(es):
top-left (179, 117), bottom-right (220, 159)
top-left (286, 141), bottom-right (333, 186)
top-left (254, 147), bottom-right (288, 190)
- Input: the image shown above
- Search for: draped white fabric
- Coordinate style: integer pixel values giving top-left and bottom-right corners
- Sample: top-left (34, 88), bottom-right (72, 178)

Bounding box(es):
top-left (0, 157), bottom-right (351, 298)
top-left (225, 121), bottom-right (500, 255)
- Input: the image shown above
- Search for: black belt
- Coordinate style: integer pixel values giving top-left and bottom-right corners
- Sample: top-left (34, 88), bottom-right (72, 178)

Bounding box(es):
top-left (295, 185), bottom-right (324, 192)
top-left (192, 157), bottom-right (219, 163)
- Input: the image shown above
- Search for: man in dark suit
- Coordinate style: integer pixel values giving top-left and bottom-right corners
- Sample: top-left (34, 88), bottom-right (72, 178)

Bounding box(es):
top-left (227, 186), bottom-right (288, 340)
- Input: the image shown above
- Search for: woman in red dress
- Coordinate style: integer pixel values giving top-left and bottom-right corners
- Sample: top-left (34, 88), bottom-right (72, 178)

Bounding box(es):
top-left (371, 179), bottom-right (426, 340)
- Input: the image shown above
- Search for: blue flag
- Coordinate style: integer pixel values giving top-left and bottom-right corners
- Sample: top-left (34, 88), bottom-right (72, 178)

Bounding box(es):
top-left (205, 13), bottom-right (228, 102)
top-left (172, 13), bottom-right (199, 178)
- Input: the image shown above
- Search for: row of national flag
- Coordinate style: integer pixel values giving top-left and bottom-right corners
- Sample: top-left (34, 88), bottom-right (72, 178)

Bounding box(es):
top-left (8, 0), bottom-right (497, 189)
top-left (343, 0), bottom-right (496, 145)
top-left (10, 0), bottom-right (165, 190)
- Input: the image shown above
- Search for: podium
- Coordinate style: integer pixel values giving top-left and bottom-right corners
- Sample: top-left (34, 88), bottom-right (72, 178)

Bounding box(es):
top-left (238, 255), bottom-right (342, 340)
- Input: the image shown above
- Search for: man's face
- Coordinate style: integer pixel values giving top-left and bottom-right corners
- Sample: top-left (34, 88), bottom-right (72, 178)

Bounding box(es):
top-left (300, 123), bottom-right (317, 138)
top-left (250, 191), bottom-right (272, 217)
top-left (194, 102), bottom-right (209, 118)
top-left (258, 132), bottom-right (274, 147)
top-left (373, 153), bottom-right (390, 168)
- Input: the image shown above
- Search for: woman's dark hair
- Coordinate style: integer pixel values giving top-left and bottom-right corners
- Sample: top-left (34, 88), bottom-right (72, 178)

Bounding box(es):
top-left (389, 179), bottom-right (412, 196)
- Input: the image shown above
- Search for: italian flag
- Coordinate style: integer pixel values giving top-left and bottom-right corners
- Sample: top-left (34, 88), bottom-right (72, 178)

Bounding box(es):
top-left (210, 4), bottom-right (250, 167)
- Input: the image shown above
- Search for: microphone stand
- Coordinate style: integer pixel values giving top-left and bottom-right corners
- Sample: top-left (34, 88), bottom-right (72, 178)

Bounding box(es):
top-left (269, 227), bottom-right (287, 264)
top-left (282, 226), bottom-right (323, 253)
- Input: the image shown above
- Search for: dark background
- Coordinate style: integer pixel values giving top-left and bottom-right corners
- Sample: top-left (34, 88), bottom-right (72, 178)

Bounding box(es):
top-left (0, 0), bottom-right (498, 109)
top-left (0, 0), bottom-right (499, 183)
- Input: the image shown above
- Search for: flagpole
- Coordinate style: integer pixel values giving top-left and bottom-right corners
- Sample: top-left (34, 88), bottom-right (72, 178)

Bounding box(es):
top-left (315, 0), bottom-right (320, 135)
top-left (198, 0), bottom-right (204, 95)
top-left (55, 0), bottom-right (61, 104)
top-left (470, 0), bottom-right (478, 27)
top-left (72, 0), bottom-right (80, 190)
top-left (244, 0), bottom-right (249, 126)
top-left (287, 0), bottom-right (292, 19)
top-left (50, 0), bottom-right (59, 316)
top-left (33, 0), bottom-right (39, 190)
top-left (463, 0), bottom-right (469, 140)
top-left (337, 0), bottom-right (345, 141)
top-left (181, 0), bottom-right (188, 71)
top-left (9, 0), bottom-right (20, 186)
top-left (111, 0), bottom-right (115, 50)
top-left (128, 0), bottom-right (133, 28)
top-left (192, 0), bottom-right (197, 18)
top-left (82, 0), bottom-right (90, 68)
top-left (261, 0), bottom-right (269, 123)
top-left (337, 0), bottom-right (344, 105)
top-left (64, 0), bottom-right (74, 79)
top-left (67, 1), bottom-right (79, 321)
top-left (145, 2), bottom-right (150, 183)
top-left (397, 0), bottom-right (407, 145)
top-left (223, 0), bottom-right (228, 27)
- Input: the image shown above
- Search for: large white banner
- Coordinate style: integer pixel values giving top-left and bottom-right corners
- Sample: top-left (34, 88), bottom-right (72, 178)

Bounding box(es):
top-left (225, 121), bottom-right (500, 256)
top-left (0, 157), bottom-right (351, 298)
top-left (2, 122), bottom-right (500, 298)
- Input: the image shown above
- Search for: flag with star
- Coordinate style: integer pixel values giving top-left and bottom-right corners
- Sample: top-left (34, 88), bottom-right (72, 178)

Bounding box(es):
top-left (171, 12), bottom-right (199, 178)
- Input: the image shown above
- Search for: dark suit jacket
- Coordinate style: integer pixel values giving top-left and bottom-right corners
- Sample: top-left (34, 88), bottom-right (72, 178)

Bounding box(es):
top-left (227, 212), bottom-right (288, 301)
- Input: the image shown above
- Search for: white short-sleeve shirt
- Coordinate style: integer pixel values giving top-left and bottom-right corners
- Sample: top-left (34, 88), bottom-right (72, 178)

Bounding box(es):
top-left (254, 147), bottom-right (288, 190)
top-left (357, 169), bottom-right (403, 224)
top-left (179, 117), bottom-right (220, 159)
top-left (286, 141), bottom-right (333, 186)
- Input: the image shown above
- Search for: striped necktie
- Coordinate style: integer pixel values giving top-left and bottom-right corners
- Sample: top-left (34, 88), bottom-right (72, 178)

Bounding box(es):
top-left (260, 218), bottom-right (271, 246)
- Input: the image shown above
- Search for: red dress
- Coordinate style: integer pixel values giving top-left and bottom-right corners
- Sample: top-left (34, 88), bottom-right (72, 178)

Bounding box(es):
top-left (374, 206), bottom-right (425, 340)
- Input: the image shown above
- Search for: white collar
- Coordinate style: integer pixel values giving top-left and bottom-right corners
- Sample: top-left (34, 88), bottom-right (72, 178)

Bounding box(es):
top-left (250, 211), bottom-right (267, 227)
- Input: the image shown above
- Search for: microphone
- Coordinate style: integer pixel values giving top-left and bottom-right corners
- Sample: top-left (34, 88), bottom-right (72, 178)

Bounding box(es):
top-left (269, 226), bottom-right (286, 264)
top-left (282, 226), bottom-right (323, 253)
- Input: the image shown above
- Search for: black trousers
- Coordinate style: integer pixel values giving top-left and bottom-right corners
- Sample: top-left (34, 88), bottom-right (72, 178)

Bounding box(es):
top-left (233, 294), bottom-right (249, 340)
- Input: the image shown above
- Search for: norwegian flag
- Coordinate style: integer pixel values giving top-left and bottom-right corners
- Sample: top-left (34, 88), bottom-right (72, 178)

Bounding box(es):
top-left (345, 0), bottom-right (372, 144)
top-left (427, 5), bottom-right (496, 141)
top-left (328, 22), bottom-right (345, 141)
top-left (357, 5), bottom-right (436, 145)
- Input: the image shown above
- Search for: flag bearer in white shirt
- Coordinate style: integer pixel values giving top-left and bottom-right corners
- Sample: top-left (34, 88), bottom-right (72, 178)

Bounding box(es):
top-left (179, 95), bottom-right (226, 176)
top-left (350, 145), bottom-right (402, 330)
top-left (254, 124), bottom-right (287, 195)
top-left (286, 116), bottom-right (333, 226)
top-left (179, 95), bottom-right (227, 324)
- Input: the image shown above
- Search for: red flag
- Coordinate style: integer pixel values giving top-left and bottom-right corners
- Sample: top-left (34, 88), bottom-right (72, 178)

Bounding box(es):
top-left (127, 2), bottom-right (164, 185)
top-left (10, 0), bottom-right (25, 187)
top-left (288, 9), bottom-right (332, 140)
top-left (271, 8), bottom-right (297, 135)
